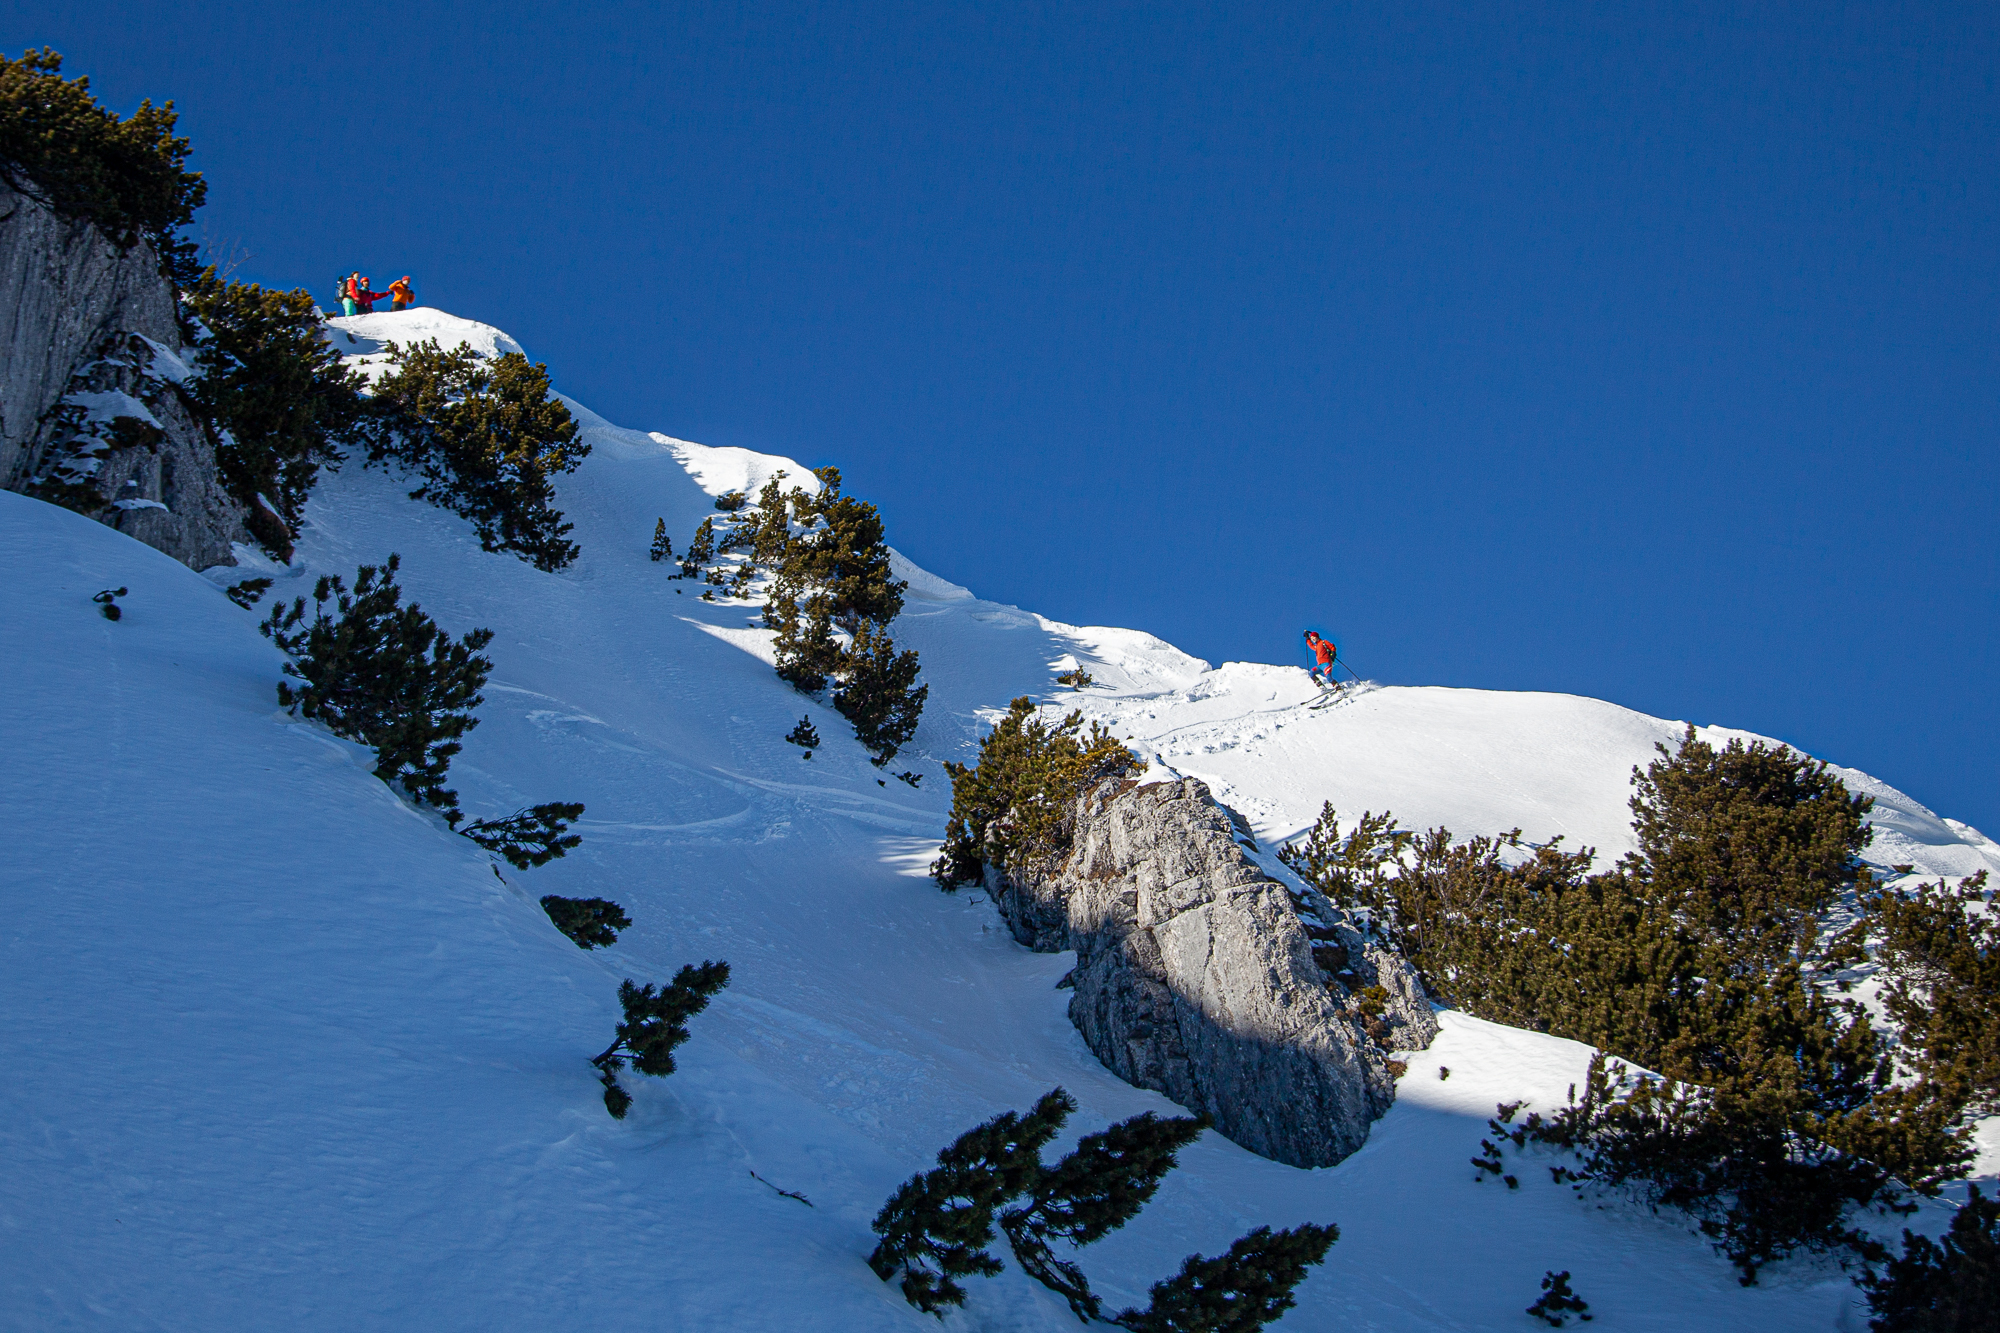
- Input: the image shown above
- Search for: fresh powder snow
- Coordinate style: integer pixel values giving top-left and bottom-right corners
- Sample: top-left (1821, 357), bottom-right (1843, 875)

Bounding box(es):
top-left (4, 305), bottom-right (1993, 1330)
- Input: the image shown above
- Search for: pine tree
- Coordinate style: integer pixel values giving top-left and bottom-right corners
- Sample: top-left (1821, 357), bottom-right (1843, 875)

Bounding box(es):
top-left (1057, 667), bottom-right (1094, 690)
top-left (260, 554), bottom-right (492, 822)
top-left (1114, 1224), bottom-right (1338, 1333)
top-left (785, 716), bottom-right (820, 753)
top-left (764, 584), bottom-right (841, 693)
top-left (371, 341), bottom-right (590, 570)
top-left (1526, 1271), bottom-right (1593, 1326)
top-left (650, 518), bottom-right (672, 563)
top-left (713, 489), bottom-right (747, 512)
top-left (540, 895), bottom-right (630, 949)
top-left (183, 272), bottom-right (367, 560)
top-left (1864, 871), bottom-right (2000, 1117)
top-left (462, 801), bottom-right (584, 868)
top-left (590, 961), bottom-right (730, 1118)
top-left (680, 517), bottom-right (715, 579)
top-left (1287, 730), bottom-right (1974, 1280)
top-left (226, 577), bottom-right (273, 609)
top-left (933, 698), bottom-right (1142, 888)
top-left (1001, 1111), bottom-right (1205, 1320)
top-left (0, 49), bottom-right (207, 285)
top-left (833, 621), bottom-right (928, 764)
top-left (868, 1089), bottom-right (1074, 1315)
top-left (749, 471), bottom-right (796, 569)
top-left (1862, 1186), bottom-right (2000, 1332)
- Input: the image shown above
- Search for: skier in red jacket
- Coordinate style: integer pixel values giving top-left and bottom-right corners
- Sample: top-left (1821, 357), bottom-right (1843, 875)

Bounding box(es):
top-left (1303, 630), bottom-right (1339, 688)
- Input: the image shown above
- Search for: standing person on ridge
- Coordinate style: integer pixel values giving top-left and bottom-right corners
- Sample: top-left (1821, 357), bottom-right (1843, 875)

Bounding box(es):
top-left (353, 275), bottom-right (384, 313)
top-left (339, 272), bottom-right (359, 316)
top-left (386, 275), bottom-right (413, 310)
top-left (1303, 629), bottom-right (1339, 689)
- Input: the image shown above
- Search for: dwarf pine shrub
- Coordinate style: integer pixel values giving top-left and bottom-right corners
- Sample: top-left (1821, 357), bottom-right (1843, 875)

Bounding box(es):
top-left (591, 962), bottom-right (730, 1118)
top-left (226, 577), bottom-right (273, 609)
top-left (869, 1088), bottom-right (1224, 1321)
top-left (679, 517), bottom-right (714, 579)
top-left (0, 48), bottom-right (206, 285)
top-left (463, 802), bottom-right (584, 868)
top-left (833, 621), bottom-right (927, 763)
top-left (540, 896), bottom-right (630, 950)
top-left (1114, 1223), bottom-right (1339, 1333)
top-left (1863, 870), bottom-right (2000, 1118)
top-left (260, 554), bottom-right (492, 822)
top-left (370, 340), bottom-right (590, 570)
top-left (1285, 730), bottom-right (1977, 1281)
top-left (1525, 1270), bottom-right (1592, 1327)
top-left (933, 698), bottom-right (1142, 888)
top-left (184, 271), bottom-right (367, 559)
top-left (1861, 1185), bottom-right (2000, 1332)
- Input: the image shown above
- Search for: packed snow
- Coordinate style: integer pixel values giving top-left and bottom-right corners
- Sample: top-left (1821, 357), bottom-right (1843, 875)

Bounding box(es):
top-left (3, 306), bottom-right (1993, 1330)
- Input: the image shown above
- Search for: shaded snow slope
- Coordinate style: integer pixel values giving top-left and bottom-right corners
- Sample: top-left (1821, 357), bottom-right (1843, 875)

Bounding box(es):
top-left (3, 307), bottom-right (1986, 1329)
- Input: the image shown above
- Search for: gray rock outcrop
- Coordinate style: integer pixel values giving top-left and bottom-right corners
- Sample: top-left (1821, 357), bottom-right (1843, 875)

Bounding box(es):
top-left (0, 179), bottom-right (245, 568)
top-left (991, 776), bottom-right (1438, 1169)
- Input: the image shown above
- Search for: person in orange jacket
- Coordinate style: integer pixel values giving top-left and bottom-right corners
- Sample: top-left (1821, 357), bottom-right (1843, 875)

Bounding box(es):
top-left (386, 275), bottom-right (414, 310)
top-left (1303, 629), bottom-right (1339, 688)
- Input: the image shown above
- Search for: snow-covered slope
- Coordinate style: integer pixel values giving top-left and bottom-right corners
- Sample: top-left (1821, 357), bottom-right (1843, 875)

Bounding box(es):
top-left (4, 306), bottom-right (1992, 1330)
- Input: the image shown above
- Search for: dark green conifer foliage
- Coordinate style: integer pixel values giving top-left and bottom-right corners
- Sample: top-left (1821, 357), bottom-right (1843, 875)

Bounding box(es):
top-left (1526, 1270), bottom-right (1593, 1326)
top-left (540, 895), bottom-right (630, 949)
top-left (1865, 871), bottom-right (2000, 1118)
top-left (0, 49), bottom-right (206, 285)
top-left (1286, 730), bottom-right (1974, 1280)
top-left (1113, 1223), bottom-right (1339, 1333)
top-left (590, 961), bottom-right (730, 1118)
top-left (259, 554), bottom-right (493, 822)
top-left (713, 489), bottom-right (746, 511)
top-left (868, 1089), bottom-right (1075, 1316)
top-left (226, 577), bottom-right (272, 609)
top-left (749, 472), bottom-right (795, 569)
top-left (782, 468), bottom-right (907, 632)
top-left (785, 716), bottom-right (820, 752)
top-left (680, 517), bottom-right (715, 579)
top-left (370, 341), bottom-right (590, 570)
top-left (764, 585), bottom-right (840, 692)
top-left (1001, 1111), bottom-right (1206, 1321)
top-left (1862, 1186), bottom-right (2000, 1332)
top-left (462, 802), bottom-right (584, 868)
top-left (649, 518), bottom-right (672, 563)
top-left (1057, 667), bottom-right (1094, 690)
top-left (934, 699), bottom-right (1142, 888)
top-left (183, 272), bottom-right (366, 559)
top-left (834, 621), bottom-right (928, 763)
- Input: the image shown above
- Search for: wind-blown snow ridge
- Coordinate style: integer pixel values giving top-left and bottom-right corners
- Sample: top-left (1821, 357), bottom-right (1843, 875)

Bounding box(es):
top-left (5, 304), bottom-right (1986, 1329)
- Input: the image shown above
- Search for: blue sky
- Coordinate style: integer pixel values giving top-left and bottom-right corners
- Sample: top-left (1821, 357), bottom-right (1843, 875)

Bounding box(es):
top-left (15, 1), bottom-right (1997, 832)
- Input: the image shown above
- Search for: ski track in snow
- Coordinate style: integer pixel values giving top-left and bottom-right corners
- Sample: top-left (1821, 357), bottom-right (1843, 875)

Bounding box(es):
top-left (4, 306), bottom-right (1994, 1330)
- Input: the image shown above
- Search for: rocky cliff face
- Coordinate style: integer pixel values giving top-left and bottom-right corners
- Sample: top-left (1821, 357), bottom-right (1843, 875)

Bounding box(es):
top-left (0, 180), bottom-right (245, 568)
top-left (991, 776), bottom-right (1439, 1169)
